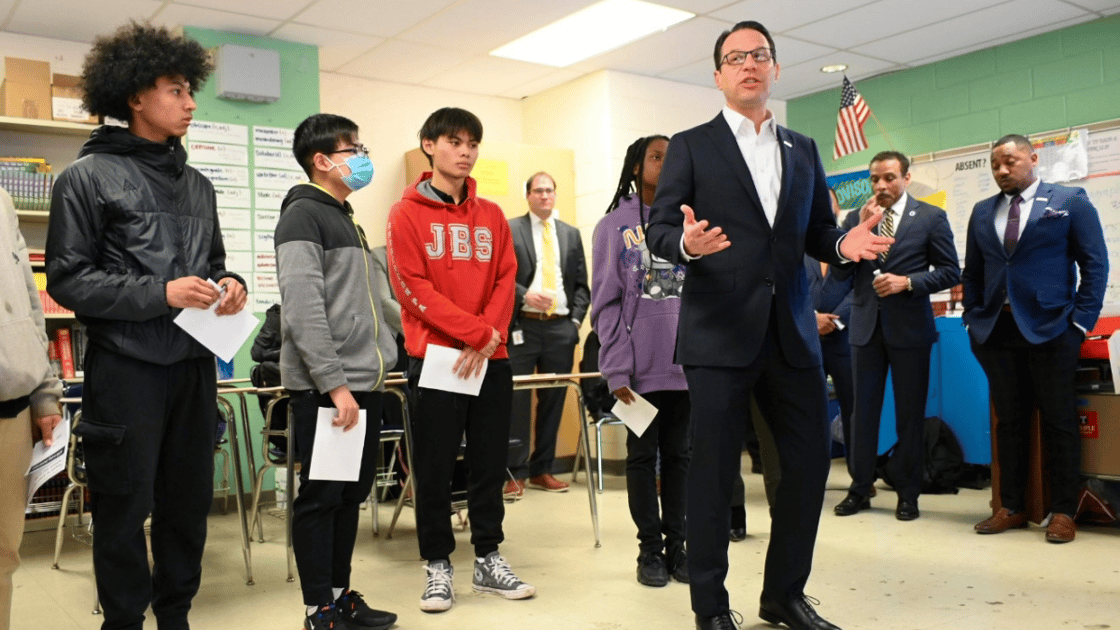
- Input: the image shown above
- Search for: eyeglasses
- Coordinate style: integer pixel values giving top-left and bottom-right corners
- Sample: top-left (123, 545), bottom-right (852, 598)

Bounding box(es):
top-left (530, 187), bottom-right (555, 195)
top-left (332, 144), bottom-right (369, 158)
top-left (721, 47), bottom-right (774, 67)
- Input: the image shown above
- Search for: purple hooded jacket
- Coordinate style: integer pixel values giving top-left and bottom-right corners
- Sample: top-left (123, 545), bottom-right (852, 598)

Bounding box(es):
top-left (591, 194), bottom-right (688, 395)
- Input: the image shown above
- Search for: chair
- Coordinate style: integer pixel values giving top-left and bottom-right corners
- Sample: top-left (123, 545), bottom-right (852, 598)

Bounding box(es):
top-left (369, 426), bottom-right (404, 536)
top-left (50, 404), bottom-right (101, 616)
top-left (246, 392), bottom-right (296, 582)
top-left (570, 331), bottom-right (623, 493)
top-left (213, 411), bottom-right (231, 515)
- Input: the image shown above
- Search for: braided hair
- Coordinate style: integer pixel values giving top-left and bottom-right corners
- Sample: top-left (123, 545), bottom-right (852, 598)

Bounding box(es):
top-left (605, 135), bottom-right (670, 222)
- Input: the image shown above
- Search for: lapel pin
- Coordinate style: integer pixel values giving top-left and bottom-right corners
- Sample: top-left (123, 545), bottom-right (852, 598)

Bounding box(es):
top-left (782, 140), bottom-right (792, 148)
top-left (909, 210), bottom-right (916, 216)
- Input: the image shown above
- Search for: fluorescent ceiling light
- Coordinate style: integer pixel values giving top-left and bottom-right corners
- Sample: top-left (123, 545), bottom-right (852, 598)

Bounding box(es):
top-left (490, 0), bottom-right (694, 67)
top-left (820, 64), bottom-right (848, 73)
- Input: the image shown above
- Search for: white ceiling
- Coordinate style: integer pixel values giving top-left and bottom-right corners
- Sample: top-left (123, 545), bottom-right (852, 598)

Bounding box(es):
top-left (1, 0), bottom-right (1117, 101)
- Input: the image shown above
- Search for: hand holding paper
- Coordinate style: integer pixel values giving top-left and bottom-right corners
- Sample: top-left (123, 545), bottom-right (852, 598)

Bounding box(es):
top-left (173, 278), bottom-right (258, 362)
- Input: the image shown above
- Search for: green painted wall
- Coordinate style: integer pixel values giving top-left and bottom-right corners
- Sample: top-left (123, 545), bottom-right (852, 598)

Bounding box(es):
top-left (183, 27), bottom-right (319, 494)
top-left (788, 15), bottom-right (1120, 171)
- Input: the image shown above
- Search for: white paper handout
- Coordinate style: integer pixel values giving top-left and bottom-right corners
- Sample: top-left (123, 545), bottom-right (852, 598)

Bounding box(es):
top-left (308, 407), bottom-right (367, 481)
top-left (1108, 333), bottom-right (1120, 389)
top-left (172, 279), bottom-right (259, 362)
top-left (611, 392), bottom-right (659, 438)
top-left (418, 343), bottom-right (487, 396)
top-left (26, 417), bottom-right (70, 510)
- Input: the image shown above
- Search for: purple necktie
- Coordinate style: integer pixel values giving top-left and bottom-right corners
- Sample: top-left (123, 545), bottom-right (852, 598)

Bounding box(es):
top-left (1003, 194), bottom-right (1022, 255)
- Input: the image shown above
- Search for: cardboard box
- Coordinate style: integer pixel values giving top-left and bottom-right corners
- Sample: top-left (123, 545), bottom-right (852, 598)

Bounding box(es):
top-left (51, 74), bottom-right (97, 124)
top-left (1, 57), bottom-right (52, 119)
top-left (1077, 394), bottom-right (1120, 477)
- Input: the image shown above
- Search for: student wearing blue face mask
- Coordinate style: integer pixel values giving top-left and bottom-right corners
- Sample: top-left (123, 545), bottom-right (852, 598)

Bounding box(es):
top-left (275, 113), bottom-right (399, 630)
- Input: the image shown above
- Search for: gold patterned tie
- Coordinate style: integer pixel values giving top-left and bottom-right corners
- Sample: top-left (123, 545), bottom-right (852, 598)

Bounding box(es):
top-left (541, 220), bottom-right (557, 314)
top-left (879, 209), bottom-right (894, 261)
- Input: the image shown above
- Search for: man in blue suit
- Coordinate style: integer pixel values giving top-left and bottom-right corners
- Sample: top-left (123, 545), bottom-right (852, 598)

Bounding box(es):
top-left (832, 152), bottom-right (960, 521)
top-left (964, 134), bottom-right (1107, 543)
top-left (645, 20), bottom-right (891, 630)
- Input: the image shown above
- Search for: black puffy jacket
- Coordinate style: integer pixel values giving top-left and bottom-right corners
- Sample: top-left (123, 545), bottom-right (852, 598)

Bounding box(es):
top-left (45, 126), bottom-right (244, 366)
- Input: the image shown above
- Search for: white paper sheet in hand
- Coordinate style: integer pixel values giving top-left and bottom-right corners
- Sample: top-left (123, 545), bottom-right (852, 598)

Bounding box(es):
top-left (611, 392), bottom-right (658, 438)
top-left (26, 418), bottom-right (70, 509)
top-left (172, 279), bottom-right (259, 362)
top-left (418, 343), bottom-right (487, 396)
top-left (308, 408), bottom-right (367, 482)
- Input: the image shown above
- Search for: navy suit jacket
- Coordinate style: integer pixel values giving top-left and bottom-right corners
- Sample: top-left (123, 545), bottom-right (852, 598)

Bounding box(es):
top-left (835, 196), bottom-right (960, 348)
top-left (509, 213), bottom-right (590, 326)
top-left (961, 181), bottom-right (1107, 345)
top-left (805, 255), bottom-right (853, 328)
top-left (645, 113), bottom-right (847, 369)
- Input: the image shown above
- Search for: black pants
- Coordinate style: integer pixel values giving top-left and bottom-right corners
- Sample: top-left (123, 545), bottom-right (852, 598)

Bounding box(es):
top-left (625, 389), bottom-right (690, 555)
top-left (410, 359), bottom-right (512, 560)
top-left (508, 318), bottom-right (578, 478)
top-left (683, 319), bottom-right (830, 617)
top-left (821, 334), bottom-right (855, 476)
top-left (971, 312), bottom-right (1083, 515)
top-left (78, 346), bottom-right (216, 630)
top-left (289, 390), bottom-right (382, 606)
top-left (849, 321), bottom-right (931, 504)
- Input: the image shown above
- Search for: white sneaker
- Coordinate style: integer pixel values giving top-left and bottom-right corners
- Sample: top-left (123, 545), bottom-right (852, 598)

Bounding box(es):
top-left (420, 560), bottom-right (454, 612)
top-left (472, 551), bottom-right (536, 600)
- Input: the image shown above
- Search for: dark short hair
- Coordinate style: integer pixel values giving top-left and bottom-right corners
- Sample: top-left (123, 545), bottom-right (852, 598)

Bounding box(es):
top-left (293, 114), bottom-right (359, 178)
top-left (418, 107), bottom-right (484, 166)
top-left (713, 21), bottom-right (776, 70)
top-left (525, 172), bottom-right (556, 196)
top-left (869, 150), bottom-right (911, 176)
top-left (993, 134), bottom-right (1033, 153)
top-left (80, 21), bottom-right (212, 122)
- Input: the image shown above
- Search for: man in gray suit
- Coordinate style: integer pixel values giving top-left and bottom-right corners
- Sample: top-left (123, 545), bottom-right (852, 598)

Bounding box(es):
top-left (832, 151), bottom-right (960, 521)
top-left (508, 172), bottom-right (590, 493)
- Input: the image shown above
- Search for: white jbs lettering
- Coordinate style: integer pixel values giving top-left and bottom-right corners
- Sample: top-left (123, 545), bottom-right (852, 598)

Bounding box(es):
top-left (424, 223), bottom-right (493, 261)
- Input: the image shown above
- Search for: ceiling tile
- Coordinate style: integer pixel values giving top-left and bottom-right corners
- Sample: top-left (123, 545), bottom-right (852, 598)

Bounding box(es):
top-left (292, 0), bottom-right (457, 39)
top-left (334, 38), bottom-right (451, 84)
top-left (785, 0), bottom-right (1006, 49)
top-left (770, 53), bottom-right (899, 100)
top-left (907, 13), bottom-right (1099, 66)
top-left (770, 34), bottom-right (838, 67)
top-left (658, 56), bottom-right (718, 87)
top-left (662, 0), bottom-right (744, 13)
top-left (396, 0), bottom-right (596, 55)
top-left (567, 16), bottom-right (732, 75)
top-left (153, 4), bottom-right (281, 36)
top-left (1061, 0), bottom-right (1120, 11)
top-left (852, 0), bottom-right (1090, 63)
top-left (6, 0), bottom-right (162, 43)
top-left (709, 0), bottom-right (878, 32)
top-left (270, 23), bottom-right (383, 71)
top-left (498, 68), bottom-right (584, 99)
top-left (421, 54), bottom-right (562, 96)
top-left (172, 0), bottom-right (315, 21)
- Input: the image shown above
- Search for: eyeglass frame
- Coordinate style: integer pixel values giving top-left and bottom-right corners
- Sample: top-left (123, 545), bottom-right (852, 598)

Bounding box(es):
top-left (529, 187), bottom-right (556, 195)
top-left (331, 144), bottom-right (369, 158)
top-left (720, 47), bottom-right (775, 67)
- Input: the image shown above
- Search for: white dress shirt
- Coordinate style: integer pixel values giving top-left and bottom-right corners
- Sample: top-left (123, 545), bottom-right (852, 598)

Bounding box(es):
top-left (882, 192), bottom-right (911, 236)
top-left (993, 177), bottom-right (1040, 247)
top-left (722, 106), bottom-right (782, 226)
top-left (525, 212), bottom-right (569, 316)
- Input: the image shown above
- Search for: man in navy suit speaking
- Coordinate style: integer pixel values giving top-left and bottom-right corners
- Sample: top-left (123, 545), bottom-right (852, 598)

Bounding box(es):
top-left (964, 134), bottom-right (1107, 544)
top-left (645, 20), bottom-right (891, 630)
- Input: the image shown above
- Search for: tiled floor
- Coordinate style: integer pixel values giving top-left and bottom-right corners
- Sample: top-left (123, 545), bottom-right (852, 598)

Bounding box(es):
top-left (12, 458), bottom-right (1120, 629)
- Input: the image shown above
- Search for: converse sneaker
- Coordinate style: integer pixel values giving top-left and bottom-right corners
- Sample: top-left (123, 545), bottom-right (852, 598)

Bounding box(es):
top-left (472, 551), bottom-right (536, 600)
top-left (420, 560), bottom-right (454, 613)
top-left (305, 603), bottom-right (353, 630)
top-left (335, 590), bottom-right (397, 629)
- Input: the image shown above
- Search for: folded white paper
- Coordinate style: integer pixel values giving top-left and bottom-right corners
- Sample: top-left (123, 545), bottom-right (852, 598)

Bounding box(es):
top-left (172, 279), bottom-right (258, 362)
top-left (26, 418), bottom-right (70, 509)
top-left (308, 407), bottom-right (367, 482)
top-left (418, 343), bottom-right (487, 396)
top-left (611, 392), bottom-right (658, 438)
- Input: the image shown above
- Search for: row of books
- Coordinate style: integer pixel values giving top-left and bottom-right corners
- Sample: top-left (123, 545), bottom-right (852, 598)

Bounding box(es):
top-left (2, 157), bottom-right (54, 212)
top-left (33, 272), bottom-right (72, 315)
top-left (48, 323), bottom-right (85, 379)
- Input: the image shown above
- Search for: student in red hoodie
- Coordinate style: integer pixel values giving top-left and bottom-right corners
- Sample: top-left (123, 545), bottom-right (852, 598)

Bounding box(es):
top-left (386, 107), bottom-right (533, 614)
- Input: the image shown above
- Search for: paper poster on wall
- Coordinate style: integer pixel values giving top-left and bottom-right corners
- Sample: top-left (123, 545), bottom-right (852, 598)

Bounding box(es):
top-left (255, 272), bottom-right (279, 294)
top-left (214, 186), bottom-right (252, 208)
top-left (224, 251), bottom-right (252, 274)
top-left (255, 210), bottom-right (280, 232)
top-left (1033, 129), bottom-right (1089, 184)
top-left (254, 126), bottom-right (295, 148)
top-left (196, 164), bottom-right (250, 188)
top-left (222, 229), bottom-right (252, 251)
top-left (255, 252), bottom-right (277, 273)
top-left (474, 159), bottom-right (508, 197)
top-left (255, 189), bottom-right (285, 209)
top-left (188, 120), bottom-right (248, 145)
top-left (255, 230), bottom-right (274, 251)
top-left (826, 170), bottom-right (871, 210)
top-left (254, 293), bottom-right (281, 312)
top-left (255, 169), bottom-right (304, 190)
top-left (188, 142), bottom-right (249, 166)
top-left (1086, 128), bottom-right (1120, 177)
top-left (217, 207), bottom-right (251, 230)
top-left (254, 147), bottom-right (301, 172)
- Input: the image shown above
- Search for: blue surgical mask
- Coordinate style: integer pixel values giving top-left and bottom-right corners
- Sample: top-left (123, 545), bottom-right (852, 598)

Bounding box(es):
top-left (329, 154), bottom-right (375, 191)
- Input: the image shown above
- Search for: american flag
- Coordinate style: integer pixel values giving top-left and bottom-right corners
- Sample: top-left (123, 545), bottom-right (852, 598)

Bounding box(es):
top-left (833, 76), bottom-right (870, 160)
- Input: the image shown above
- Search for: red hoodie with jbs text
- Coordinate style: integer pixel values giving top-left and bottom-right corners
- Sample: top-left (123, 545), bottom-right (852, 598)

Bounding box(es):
top-left (386, 173), bottom-right (516, 360)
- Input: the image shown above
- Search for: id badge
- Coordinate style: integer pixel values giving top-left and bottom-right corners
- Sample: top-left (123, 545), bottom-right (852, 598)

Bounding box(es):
top-left (511, 329), bottom-right (525, 346)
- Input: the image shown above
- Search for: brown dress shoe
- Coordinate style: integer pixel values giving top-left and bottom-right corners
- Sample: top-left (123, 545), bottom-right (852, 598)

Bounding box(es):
top-left (1046, 513), bottom-right (1076, 543)
top-left (528, 473), bottom-right (569, 492)
top-left (975, 508), bottom-right (1028, 534)
top-left (503, 479), bottom-right (525, 499)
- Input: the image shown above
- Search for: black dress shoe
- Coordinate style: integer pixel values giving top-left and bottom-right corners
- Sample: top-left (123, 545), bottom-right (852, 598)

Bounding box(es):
top-left (759, 595), bottom-right (842, 630)
top-left (896, 500), bottom-right (920, 521)
top-left (695, 611), bottom-right (740, 629)
top-left (833, 493), bottom-right (870, 516)
top-left (729, 527), bottom-right (747, 542)
top-left (636, 551), bottom-right (669, 587)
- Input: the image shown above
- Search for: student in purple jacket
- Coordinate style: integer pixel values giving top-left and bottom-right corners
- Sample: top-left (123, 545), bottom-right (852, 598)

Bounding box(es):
top-left (591, 135), bottom-right (690, 588)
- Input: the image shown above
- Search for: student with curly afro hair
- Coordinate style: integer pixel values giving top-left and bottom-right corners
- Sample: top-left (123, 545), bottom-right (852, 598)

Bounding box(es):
top-left (44, 21), bottom-right (247, 630)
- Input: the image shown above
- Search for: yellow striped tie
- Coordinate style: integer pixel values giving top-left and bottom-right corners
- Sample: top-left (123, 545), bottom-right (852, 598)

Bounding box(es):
top-left (879, 209), bottom-right (894, 261)
top-left (541, 221), bottom-right (557, 314)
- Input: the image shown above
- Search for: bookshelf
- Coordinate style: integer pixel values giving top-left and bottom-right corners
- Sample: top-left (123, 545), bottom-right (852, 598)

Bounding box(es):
top-left (0, 115), bottom-right (98, 137)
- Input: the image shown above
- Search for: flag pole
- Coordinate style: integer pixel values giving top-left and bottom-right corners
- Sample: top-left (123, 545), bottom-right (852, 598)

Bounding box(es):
top-left (868, 109), bottom-right (897, 151)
